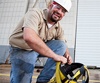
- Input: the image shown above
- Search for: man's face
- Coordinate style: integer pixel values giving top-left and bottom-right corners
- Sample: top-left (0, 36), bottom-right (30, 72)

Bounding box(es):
top-left (48, 2), bottom-right (67, 23)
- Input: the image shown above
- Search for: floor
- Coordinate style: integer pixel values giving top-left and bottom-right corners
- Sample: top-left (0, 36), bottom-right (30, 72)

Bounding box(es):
top-left (0, 64), bottom-right (100, 83)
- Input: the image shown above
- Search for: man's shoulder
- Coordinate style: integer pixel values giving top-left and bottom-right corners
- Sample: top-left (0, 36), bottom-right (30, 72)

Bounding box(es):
top-left (28, 8), bottom-right (44, 13)
top-left (27, 8), bottom-right (46, 18)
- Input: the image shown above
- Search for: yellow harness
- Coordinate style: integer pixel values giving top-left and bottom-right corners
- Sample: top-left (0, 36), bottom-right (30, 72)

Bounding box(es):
top-left (48, 62), bottom-right (89, 83)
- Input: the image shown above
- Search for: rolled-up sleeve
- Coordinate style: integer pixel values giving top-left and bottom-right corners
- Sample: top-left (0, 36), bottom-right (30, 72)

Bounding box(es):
top-left (22, 9), bottom-right (40, 34)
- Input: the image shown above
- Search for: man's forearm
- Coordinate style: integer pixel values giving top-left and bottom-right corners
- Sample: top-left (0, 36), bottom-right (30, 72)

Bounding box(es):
top-left (23, 28), bottom-right (57, 58)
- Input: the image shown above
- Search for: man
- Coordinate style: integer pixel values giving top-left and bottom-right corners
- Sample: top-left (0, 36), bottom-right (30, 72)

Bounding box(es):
top-left (9, 0), bottom-right (73, 83)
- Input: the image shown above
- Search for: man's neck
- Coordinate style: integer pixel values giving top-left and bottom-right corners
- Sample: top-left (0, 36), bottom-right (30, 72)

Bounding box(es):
top-left (47, 19), bottom-right (55, 25)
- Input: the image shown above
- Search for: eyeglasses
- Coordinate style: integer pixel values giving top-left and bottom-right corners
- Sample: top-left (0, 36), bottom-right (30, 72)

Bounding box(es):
top-left (53, 4), bottom-right (67, 14)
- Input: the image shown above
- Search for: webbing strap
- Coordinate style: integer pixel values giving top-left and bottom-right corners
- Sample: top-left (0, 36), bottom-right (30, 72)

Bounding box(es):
top-left (48, 62), bottom-right (89, 83)
top-left (72, 66), bottom-right (89, 83)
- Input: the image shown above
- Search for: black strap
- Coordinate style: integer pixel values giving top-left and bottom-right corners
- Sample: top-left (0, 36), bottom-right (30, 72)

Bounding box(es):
top-left (60, 63), bottom-right (89, 83)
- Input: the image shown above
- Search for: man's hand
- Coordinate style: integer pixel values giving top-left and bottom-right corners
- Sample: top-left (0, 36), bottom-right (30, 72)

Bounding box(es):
top-left (53, 54), bottom-right (67, 64)
top-left (64, 48), bottom-right (73, 64)
top-left (66, 55), bottom-right (73, 64)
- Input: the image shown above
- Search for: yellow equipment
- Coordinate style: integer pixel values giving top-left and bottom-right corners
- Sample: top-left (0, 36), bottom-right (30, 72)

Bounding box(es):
top-left (48, 62), bottom-right (89, 83)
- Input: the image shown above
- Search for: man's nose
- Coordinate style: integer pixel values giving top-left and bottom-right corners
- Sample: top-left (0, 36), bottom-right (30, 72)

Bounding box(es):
top-left (57, 9), bottom-right (63, 15)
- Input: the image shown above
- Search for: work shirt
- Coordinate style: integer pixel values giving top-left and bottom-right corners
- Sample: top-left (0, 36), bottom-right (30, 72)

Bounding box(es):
top-left (9, 8), bottom-right (66, 50)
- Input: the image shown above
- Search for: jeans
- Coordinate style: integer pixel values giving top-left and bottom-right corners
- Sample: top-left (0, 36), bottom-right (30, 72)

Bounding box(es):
top-left (10, 40), bottom-right (67, 83)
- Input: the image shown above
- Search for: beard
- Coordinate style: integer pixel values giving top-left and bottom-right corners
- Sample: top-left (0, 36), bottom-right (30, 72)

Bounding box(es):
top-left (50, 16), bottom-right (58, 23)
top-left (50, 13), bottom-right (61, 23)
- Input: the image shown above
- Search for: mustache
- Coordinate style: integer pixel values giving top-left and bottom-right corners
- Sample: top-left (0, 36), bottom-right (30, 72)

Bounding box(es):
top-left (54, 12), bottom-right (61, 18)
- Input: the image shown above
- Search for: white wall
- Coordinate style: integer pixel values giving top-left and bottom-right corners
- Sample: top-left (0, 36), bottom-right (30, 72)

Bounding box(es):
top-left (0, 0), bottom-right (28, 45)
top-left (75, 0), bottom-right (100, 67)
